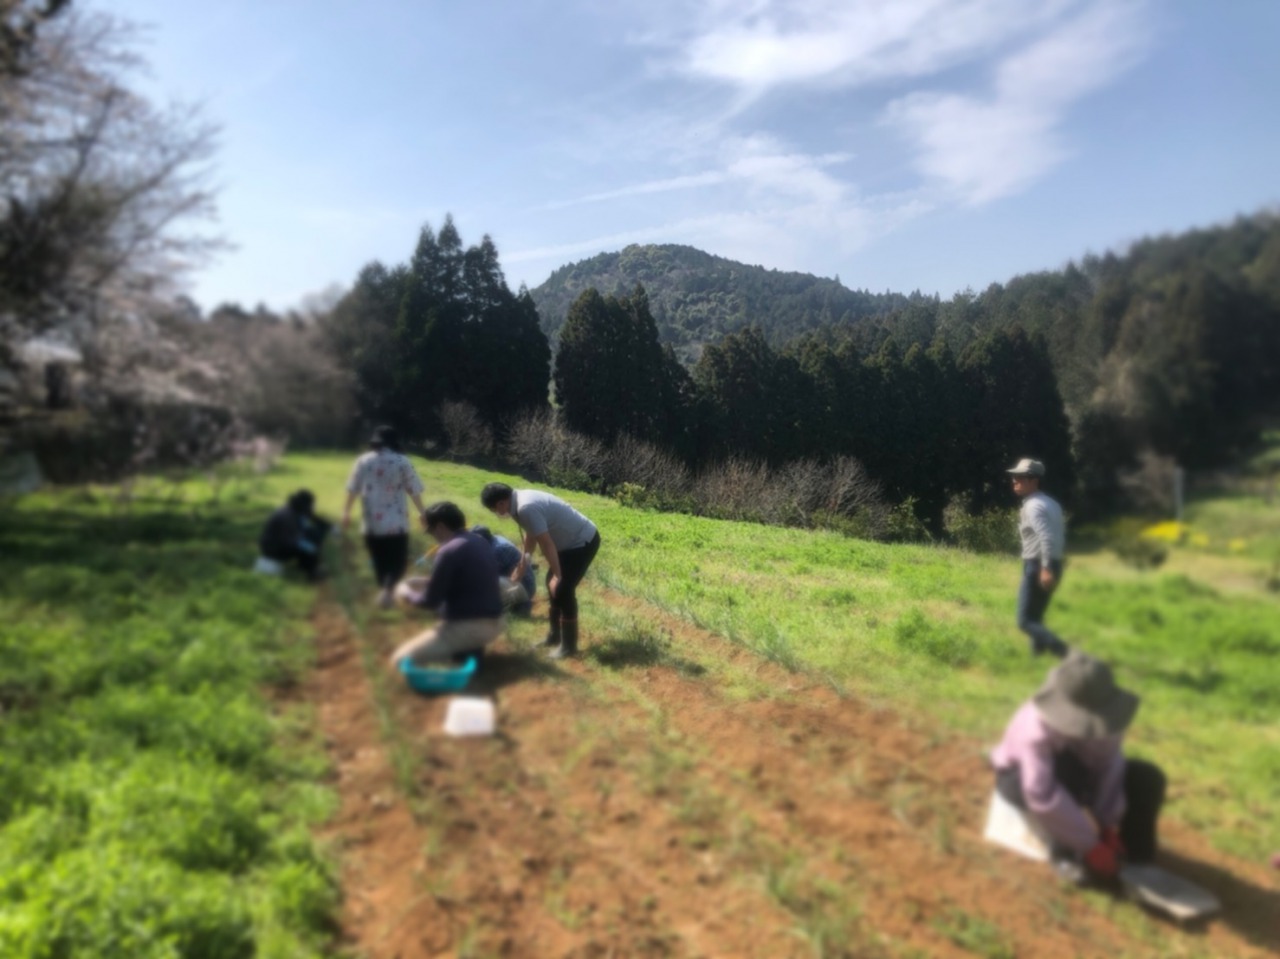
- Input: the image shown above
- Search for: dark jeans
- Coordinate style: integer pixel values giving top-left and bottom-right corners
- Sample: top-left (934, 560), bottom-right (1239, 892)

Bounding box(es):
top-left (996, 751), bottom-right (1166, 863)
top-left (548, 532), bottom-right (600, 623)
top-left (1017, 558), bottom-right (1067, 656)
top-left (365, 533), bottom-right (409, 589)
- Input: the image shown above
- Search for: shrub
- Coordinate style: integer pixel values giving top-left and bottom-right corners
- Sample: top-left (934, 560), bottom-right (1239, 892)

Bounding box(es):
top-left (504, 410), bottom-right (608, 492)
top-left (438, 400), bottom-right (493, 459)
top-left (601, 434), bottom-right (691, 497)
top-left (943, 495), bottom-right (1019, 554)
top-left (504, 414), bottom-right (892, 538)
top-left (884, 497), bottom-right (932, 543)
top-left (1112, 535), bottom-right (1169, 570)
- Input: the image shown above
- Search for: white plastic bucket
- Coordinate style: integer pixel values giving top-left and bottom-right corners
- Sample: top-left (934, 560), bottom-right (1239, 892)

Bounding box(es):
top-left (443, 696), bottom-right (496, 737)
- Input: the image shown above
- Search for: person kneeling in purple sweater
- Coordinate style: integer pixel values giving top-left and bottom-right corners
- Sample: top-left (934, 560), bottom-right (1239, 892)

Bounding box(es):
top-left (990, 650), bottom-right (1166, 885)
top-left (389, 502), bottom-right (503, 667)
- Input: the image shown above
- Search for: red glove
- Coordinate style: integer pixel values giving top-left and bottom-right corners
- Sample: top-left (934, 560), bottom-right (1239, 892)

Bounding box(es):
top-left (1101, 826), bottom-right (1126, 858)
top-left (1084, 841), bottom-right (1119, 878)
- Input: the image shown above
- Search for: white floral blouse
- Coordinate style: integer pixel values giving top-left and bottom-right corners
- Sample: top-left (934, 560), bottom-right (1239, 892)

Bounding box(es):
top-left (345, 450), bottom-right (425, 536)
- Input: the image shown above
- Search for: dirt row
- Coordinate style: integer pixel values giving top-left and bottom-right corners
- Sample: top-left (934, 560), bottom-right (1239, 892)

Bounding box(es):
top-left (302, 588), bottom-right (1279, 959)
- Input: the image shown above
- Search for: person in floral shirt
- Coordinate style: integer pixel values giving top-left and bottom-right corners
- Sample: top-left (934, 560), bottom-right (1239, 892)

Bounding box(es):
top-left (341, 425), bottom-right (427, 608)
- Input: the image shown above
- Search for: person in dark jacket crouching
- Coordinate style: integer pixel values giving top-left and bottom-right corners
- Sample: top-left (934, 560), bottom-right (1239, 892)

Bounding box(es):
top-left (258, 489), bottom-right (330, 580)
top-left (389, 502), bottom-right (503, 666)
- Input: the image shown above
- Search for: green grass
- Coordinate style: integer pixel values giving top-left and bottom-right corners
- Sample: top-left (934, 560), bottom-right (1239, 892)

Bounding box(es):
top-left (4, 447), bottom-right (1272, 959)
top-left (0, 470), bottom-right (339, 958)
top-left (284, 451), bottom-right (1278, 859)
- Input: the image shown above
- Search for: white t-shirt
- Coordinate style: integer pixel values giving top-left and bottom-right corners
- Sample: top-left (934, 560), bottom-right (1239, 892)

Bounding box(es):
top-left (345, 450), bottom-right (424, 536)
top-left (1018, 491), bottom-right (1065, 563)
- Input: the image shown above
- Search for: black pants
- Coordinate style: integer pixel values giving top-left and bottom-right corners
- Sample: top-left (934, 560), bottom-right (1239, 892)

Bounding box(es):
top-left (548, 532), bottom-right (600, 623)
top-left (996, 752), bottom-right (1166, 863)
top-left (262, 519), bottom-right (329, 579)
top-left (365, 533), bottom-right (409, 589)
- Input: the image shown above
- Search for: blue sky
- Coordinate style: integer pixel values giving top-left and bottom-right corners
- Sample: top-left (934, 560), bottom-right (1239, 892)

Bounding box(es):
top-left (100, 0), bottom-right (1280, 312)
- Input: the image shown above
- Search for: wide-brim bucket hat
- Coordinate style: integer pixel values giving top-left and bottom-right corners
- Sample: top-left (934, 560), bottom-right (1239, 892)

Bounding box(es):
top-left (1033, 650), bottom-right (1139, 739)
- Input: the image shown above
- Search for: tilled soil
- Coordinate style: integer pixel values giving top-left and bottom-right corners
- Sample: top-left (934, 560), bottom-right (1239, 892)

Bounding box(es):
top-left (304, 587), bottom-right (1279, 959)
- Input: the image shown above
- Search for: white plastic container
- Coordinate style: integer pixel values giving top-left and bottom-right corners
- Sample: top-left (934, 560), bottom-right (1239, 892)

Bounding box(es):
top-left (253, 556), bottom-right (284, 576)
top-left (443, 696), bottom-right (496, 737)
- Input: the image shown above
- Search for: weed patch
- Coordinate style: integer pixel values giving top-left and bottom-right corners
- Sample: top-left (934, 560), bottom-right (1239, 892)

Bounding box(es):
top-left (0, 481), bottom-right (338, 957)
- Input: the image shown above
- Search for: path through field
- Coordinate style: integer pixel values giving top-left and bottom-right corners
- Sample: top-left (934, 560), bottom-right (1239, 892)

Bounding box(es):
top-left (306, 584), bottom-right (1279, 959)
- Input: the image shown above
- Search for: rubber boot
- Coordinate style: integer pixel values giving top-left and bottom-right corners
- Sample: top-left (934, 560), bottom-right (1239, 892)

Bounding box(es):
top-left (550, 619), bottom-right (578, 660)
top-left (538, 617), bottom-right (561, 650)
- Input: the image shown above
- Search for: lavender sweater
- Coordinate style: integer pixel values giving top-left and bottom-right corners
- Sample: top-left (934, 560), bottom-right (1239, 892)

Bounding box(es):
top-left (990, 701), bottom-right (1126, 855)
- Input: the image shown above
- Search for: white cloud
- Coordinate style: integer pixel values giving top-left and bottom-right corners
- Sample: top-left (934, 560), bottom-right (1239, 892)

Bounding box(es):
top-left (537, 171), bottom-right (731, 211)
top-left (517, 0), bottom-right (1154, 288)
top-left (539, 136), bottom-right (852, 210)
top-left (508, 191), bottom-right (933, 288)
top-left (651, 0), bottom-right (1075, 96)
top-left (883, 0), bottom-right (1151, 204)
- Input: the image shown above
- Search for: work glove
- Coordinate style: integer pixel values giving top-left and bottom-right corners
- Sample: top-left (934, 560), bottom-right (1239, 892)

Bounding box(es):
top-left (1084, 841), bottom-right (1119, 879)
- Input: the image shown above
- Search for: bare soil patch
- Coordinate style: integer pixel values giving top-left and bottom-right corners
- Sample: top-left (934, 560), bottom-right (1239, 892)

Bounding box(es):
top-left (305, 588), bottom-right (1279, 958)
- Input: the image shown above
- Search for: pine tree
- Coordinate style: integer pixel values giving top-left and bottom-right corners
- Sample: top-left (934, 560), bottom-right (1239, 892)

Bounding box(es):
top-left (554, 285), bottom-right (674, 445)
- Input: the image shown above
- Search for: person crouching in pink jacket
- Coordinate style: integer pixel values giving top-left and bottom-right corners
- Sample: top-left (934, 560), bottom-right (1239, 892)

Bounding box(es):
top-left (990, 650), bottom-right (1166, 884)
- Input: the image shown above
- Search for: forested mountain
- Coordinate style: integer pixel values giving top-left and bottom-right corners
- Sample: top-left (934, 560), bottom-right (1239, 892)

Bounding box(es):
top-left (845, 211), bottom-right (1280, 508)
top-left (539, 211), bottom-right (1280, 520)
top-left (530, 244), bottom-right (924, 359)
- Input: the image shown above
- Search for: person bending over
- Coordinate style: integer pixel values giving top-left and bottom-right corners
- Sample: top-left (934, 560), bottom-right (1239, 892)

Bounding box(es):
top-left (389, 502), bottom-right (503, 666)
top-left (471, 524), bottom-right (536, 616)
top-left (258, 489), bottom-right (329, 581)
top-left (480, 482), bottom-right (600, 659)
top-left (990, 650), bottom-right (1166, 885)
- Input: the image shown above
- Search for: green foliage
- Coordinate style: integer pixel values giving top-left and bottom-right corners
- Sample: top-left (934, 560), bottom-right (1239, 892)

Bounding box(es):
top-left (0, 487), bottom-right (338, 958)
top-left (930, 908), bottom-right (1015, 959)
top-left (611, 481), bottom-right (693, 514)
top-left (384, 453), bottom-right (1279, 858)
top-left (695, 326), bottom-right (810, 465)
top-left (324, 216), bottom-right (551, 444)
top-left (892, 609), bottom-right (977, 667)
top-left (533, 215), bottom-right (1280, 520)
top-left (554, 286), bottom-right (692, 452)
top-left (1092, 518), bottom-right (1171, 569)
top-left (943, 496), bottom-right (1019, 554)
top-left (884, 497), bottom-right (932, 543)
top-left (531, 243), bottom-right (917, 357)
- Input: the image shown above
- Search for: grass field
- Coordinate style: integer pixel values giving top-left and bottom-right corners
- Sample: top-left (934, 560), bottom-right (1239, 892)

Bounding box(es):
top-left (3, 451), bottom-right (1277, 957)
top-left (267, 452), bottom-right (1278, 860)
top-left (0, 473), bottom-right (338, 958)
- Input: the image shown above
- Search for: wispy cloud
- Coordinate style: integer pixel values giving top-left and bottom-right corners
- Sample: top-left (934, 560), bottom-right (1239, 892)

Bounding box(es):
top-left (883, 0), bottom-right (1151, 204)
top-left (538, 138), bottom-right (852, 210)
top-left (508, 190), bottom-right (932, 284)
top-left (519, 0), bottom-right (1155, 286)
top-left (646, 0), bottom-right (1073, 97)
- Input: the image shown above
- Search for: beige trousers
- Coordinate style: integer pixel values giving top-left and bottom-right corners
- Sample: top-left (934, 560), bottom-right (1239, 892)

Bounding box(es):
top-left (391, 617), bottom-right (504, 666)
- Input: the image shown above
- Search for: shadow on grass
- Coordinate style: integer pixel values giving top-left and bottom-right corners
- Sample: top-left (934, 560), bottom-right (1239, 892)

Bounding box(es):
top-left (0, 507), bottom-right (265, 581)
top-left (468, 650), bottom-right (568, 696)
top-left (1154, 847), bottom-right (1280, 951)
top-left (586, 630), bottom-right (707, 678)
